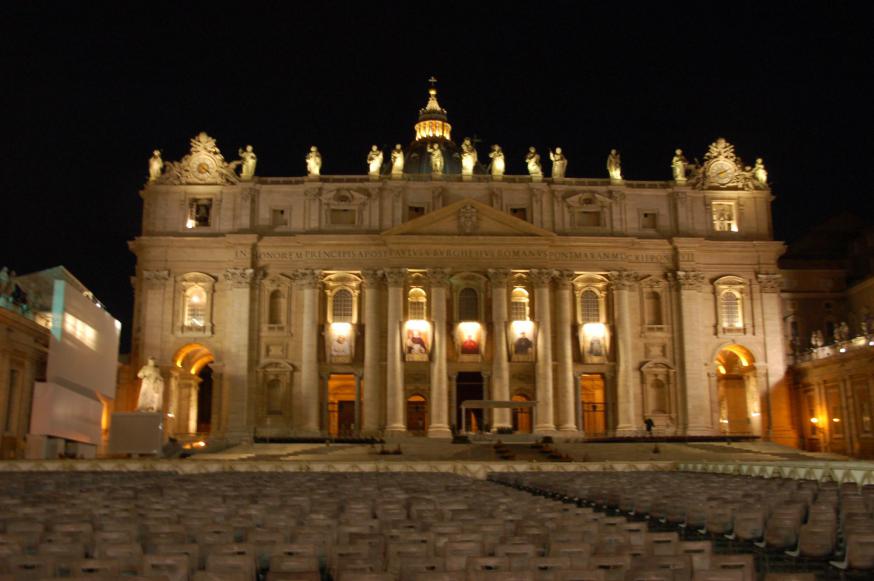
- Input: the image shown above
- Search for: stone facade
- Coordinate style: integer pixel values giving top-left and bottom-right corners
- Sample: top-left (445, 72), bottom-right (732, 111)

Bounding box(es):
top-left (129, 92), bottom-right (795, 445)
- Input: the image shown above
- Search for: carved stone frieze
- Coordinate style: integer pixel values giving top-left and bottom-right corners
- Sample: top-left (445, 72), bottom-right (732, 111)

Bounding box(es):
top-left (223, 268), bottom-right (255, 287)
top-left (292, 269), bottom-right (322, 289)
top-left (143, 270), bottom-right (171, 284)
top-left (757, 273), bottom-right (783, 293)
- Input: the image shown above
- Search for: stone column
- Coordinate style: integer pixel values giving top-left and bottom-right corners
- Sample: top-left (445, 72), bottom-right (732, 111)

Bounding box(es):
top-left (361, 270), bottom-right (383, 434)
top-left (354, 373), bottom-right (362, 435)
top-left (555, 271), bottom-right (577, 432)
top-left (488, 269), bottom-right (512, 430)
top-left (293, 269), bottom-right (321, 435)
top-left (674, 270), bottom-right (716, 435)
top-left (384, 269), bottom-right (406, 434)
top-left (222, 267), bottom-right (256, 441)
top-left (427, 269), bottom-right (452, 438)
top-left (610, 270), bottom-right (641, 434)
top-left (530, 269), bottom-right (555, 433)
top-left (758, 273), bottom-right (798, 446)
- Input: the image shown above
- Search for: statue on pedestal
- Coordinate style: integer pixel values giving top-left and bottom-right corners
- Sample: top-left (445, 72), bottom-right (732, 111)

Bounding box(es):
top-left (549, 147), bottom-right (567, 179)
top-left (461, 137), bottom-right (478, 176)
top-left (148, 150), bottom-right (163, 182)
top-left (607, 149), bottom-right (622, 181)
top-left (427, 143), bottom-right (444, 174)
top-left (753, 158), bottom-right (768, 186)
top-left (525, 147), bottom-right (542, 178)
top-left (367, 145), bottom-right (383, 176)
top-left (489, 145), bottom-right (505, 177)
top-left (671, 149), bottom-right (687, 183)
top-left (390, 144), bottom-right (405, 176)
top-left (306, 146), bottom-right (322, 176)
top-left (238, 145), bottom-right (257, 180)
top-left (136, 357), bottom-right (165, 413)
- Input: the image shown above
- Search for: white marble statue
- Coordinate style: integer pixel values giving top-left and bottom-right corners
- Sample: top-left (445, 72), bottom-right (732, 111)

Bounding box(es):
top-left (549, 147), bottom-right (567, 179)
top-left (753, 158), bottom-right (768, 185)
top-left (148, 150), bottom-right (163, 182)
top-left (427, 143), bottom-right (444, 174)
top-left (525, 147), bottom-right (542, 177)
top-left (306, 146), bottom-right (322, 176)
top-left (367, 145), bottom-right (383, 176)
top-left (238, 145), bottom-right (257, 180)
top-left (489, 145), bottom-right (505, 177)
top-left (390, 144), bottom-right (405, 176)
top-left (607, 149), bottom-right (622, 181)
top-left (672, 149), bottom-right (687, 183)
top-left (461, 137), bottom-right (477, 176)
top-left (136, 357), bottom-right (165, 413)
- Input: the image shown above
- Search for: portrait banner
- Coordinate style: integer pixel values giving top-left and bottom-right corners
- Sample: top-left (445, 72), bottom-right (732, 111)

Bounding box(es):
top-left (578, 322), bottom-right (609, 364)
top-left (455, 321), bottom-right (486, 361)
top-left (326, 322), bottom-right (355, 364)
top-left (403, 320), bottom-right (432, 362)
top-left (507, 320), bottom-right (537, 362)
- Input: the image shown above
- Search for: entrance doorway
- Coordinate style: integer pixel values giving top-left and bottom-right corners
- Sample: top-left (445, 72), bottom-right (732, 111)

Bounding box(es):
top-left (327, 374), bottom-right (356, 436)
top-left (456, 372), bottom-right (484, 432)
top-left (511, 394), bottom-right (532, 433)
top-left (715, 345), bottom-right (757, 435)
top-left (196, 364), bottom-right (213, 433)
top-left (171, 343), bottom-right (215, 436)
top-left (581, 373), bottom-right (606, 436)
top-left (406, 394), bottom-right (428, 434)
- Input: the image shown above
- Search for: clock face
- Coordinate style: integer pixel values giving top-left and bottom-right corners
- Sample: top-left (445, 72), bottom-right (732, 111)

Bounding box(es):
top-left (708, 160), bottom-right (734, 185)
top-left (188, 154), bottom-right (218, 183)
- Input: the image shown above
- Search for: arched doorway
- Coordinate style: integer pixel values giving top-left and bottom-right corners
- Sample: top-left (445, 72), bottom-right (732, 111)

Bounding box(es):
top-left (511, 394), bottom-right (532, 433)
top-left (172, 343), bottom-right (216, 436)
top-left (327, 374), bottom-right (356, 436)
top-left (406, 394), bottom-right (428, 434)
top-left (580, 374), bottom-right (606, 436)
top-left (715, 345), bottom-right (759, 435)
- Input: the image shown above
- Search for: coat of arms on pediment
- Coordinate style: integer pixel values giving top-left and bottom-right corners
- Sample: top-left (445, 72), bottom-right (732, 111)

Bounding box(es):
top-left (321, 188), bottom-right (371, 205)
top-left (693, 137), bottom-right (757, 191)
top-left (563, 191), bottom-right (611, 208)
top-left (156, 132), bottom-right (240, 185)
top-left (458, 204), bottom-right (478, 234)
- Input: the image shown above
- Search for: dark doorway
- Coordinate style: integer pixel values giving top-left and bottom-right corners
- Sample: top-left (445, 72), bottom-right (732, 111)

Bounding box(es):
top-left (456, 372), bottom-right (484, 432)
top-left (406, 394), bottom-right (428, 434)
top-left (337, 401), bottom-right (356, 435)
top-left (196, 364), bottom-right (213, 433)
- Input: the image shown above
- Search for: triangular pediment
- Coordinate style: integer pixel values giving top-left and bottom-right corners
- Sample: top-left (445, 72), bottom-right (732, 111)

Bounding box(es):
top-left (381, 198), bottom-right (555, 237)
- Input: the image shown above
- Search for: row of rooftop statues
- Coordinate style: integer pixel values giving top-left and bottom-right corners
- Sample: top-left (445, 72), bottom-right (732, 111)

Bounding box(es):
top-left (148, 135), bottom-right (768, 186)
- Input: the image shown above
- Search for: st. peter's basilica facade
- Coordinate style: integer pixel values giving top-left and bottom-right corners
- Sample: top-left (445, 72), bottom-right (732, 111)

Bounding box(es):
top-left (130, 85), bottom-right (797, 446)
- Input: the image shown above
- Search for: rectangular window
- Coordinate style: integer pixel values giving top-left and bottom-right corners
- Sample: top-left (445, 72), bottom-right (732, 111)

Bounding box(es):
top-left (409, 301), bottom-right (426, 320)
top-left (330, 209), bottom-right (356, 225)
top-left (640, 211), bottom-right (658, 230)
top-left (271, 208), bottom-right (288, 227)
top-left (712, 202), bottom-right (738, 232)
top-left (510, 207), bottom-right (528, 221)
top-left (575, 210), bottom-right (602, 228)
top-left (407, 206), bottom-right (426, 220)
top-left (511, 301), bottom-right (528, 321)
top-left (187, 199), bottom-right (213, 228)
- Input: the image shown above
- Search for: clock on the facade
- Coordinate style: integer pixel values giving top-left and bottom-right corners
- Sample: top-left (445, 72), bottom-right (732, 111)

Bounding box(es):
top-left (707, 159), bottom-right (735, 186)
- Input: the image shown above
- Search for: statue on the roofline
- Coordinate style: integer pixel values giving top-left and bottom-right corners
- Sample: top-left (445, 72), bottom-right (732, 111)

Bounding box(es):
top-left (550, 147), bottom-right (567, 179)
top-left (461, 137), bottom-right (477, 176)
top-left (607, 149), bottom-right (622, 181)
top-left (238, 145), bottom-right (257, 180)
top-left (390, 144), bottom-right (405, 176)
top-left (136, 357), bottom-right (165, 413)
top-left (753, 158), bottom-right (768, 186)
top-left (525, 147), bottom-right (542, 178)
top-left (489, 145), bottom-right (505, 177)
top-left (306, 146), bottom-right (322, 176)
top-left (367, 145), bottom-right (383, 176)
top-left (672, 149), bottom-right (687, 183)
top-left (148, 150), bottom-right (163, 182)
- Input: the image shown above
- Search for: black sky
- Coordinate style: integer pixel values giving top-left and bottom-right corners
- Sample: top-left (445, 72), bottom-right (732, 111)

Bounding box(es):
top-left (1, 2), bottom-right (871, 352)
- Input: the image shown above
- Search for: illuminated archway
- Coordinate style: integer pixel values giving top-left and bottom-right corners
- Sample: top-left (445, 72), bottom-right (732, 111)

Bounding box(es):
top-left (171, 343), bottom-right (216, 435)
top-left (511, 393), bottom-right (532, 433)
top-left (406, 394), bottom-right (428, 434)
top-left (714, 344), bottom-right (760, 436)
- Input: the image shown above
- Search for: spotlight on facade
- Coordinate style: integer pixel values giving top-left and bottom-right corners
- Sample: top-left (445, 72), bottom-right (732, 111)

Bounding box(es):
top-left (809, 417), bottom-right (819, 424)
top-left (833, 418), bottom-right (841, 423)
top-left (511, 320), bottom-right (534, 335)
top-left (406, 319), bottom-right (430, 332)
top-left (582, 322), bottom-right (606, 338)
top-left (869, 340), bottom-right (874, 346)
top-left (839, 347), bottom-right (847, 353)
top-left (458, 321), bottom-right (481, 335)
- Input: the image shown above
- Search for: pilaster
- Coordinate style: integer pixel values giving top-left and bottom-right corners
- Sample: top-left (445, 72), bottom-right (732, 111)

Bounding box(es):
top-left (530, 268), bottom-right (555, 432)
top-left (427, 269), bottom-right (452, 438)
top-left (384, 268), bottom-right (406, 434)
top-left (488, 269), bottom-right (511, 429)
top-left (361, 270), bottom-right (383, 434)
top-left (293, 269), bottom-right (322, 435)
top-left (220, 267), bottom-right (255, 441)
top-left (610, 270), bottom-right (641, 434)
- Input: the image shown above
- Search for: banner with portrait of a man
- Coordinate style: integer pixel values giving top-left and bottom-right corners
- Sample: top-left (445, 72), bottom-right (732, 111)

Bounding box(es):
top-left (403, 320), bottom-right (432, 362)
top-left (326, 322), bottom-right (355, 364)
top-left (507, 320), bottom-right (537, 362)
top-left (578, 322), bottom-right (609, 364)
top-left (455, 322), bottom-right (486, 362)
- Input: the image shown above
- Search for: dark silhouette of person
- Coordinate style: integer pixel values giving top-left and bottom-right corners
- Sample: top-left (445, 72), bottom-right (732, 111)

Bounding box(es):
top-left (644, 417), bottom-right (655, 436)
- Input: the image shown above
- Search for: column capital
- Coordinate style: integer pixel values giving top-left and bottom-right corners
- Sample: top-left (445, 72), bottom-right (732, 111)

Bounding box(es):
top-left (608, 270), bottom-right (640, 291)
top-left (142, 269), bottom-right (171, 286)
top-left (360, 269), bottom-right (382, 288)
top-left (292, 269), bottom-right (322, 289)
top-left (756, 273), bottom-right (782, 293)
top-left (487, 268), bottom-right (511, 287)
top-left (223, 267), bottom-right (255, 288)
top-left (427, 268), bottom-right (452, 288)
top-left (384, 268), bottom-right (407, 287)
top-left (671, 270), bottom-right (706, 291)
top-left (529, 268), bottom-right (555, 288)
top-left (555, 270), bottom-right (576, 289)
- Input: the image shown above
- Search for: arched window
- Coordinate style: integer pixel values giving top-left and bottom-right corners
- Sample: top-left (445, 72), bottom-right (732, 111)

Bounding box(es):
top-left (645, 291), bottom-right (663, 326)
top-left (720, 290), bottom-right (742, 329)
top-left (458, 288), bottom-right (479, 321)
top-left (266, 378), bottom-right (283, 414)
top-left (268, 290), bottom-right (283, 325)
top-left (184, 286), bottom-right (207, 328)
top-left (510, 287), bottom-right (530, 321)
top-left (580, 289), bottom-right (600, 323)
top-left (408, 287), bottom-right (427, 320)
top-left (332, 289), bottom-right (353, 322)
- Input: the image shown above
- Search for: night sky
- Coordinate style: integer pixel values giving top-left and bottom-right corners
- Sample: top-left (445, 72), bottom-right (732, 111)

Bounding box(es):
top-left (2, 2), bottom-right (871, 352)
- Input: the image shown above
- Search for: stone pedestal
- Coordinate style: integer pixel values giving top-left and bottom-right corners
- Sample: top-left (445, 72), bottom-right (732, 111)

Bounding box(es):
top-left (109, 412), bottom-right (163, 456)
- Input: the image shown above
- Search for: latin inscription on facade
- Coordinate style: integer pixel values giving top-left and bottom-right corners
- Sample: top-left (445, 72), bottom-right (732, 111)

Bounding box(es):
top-left (236, 248), bottom-right (671, 263)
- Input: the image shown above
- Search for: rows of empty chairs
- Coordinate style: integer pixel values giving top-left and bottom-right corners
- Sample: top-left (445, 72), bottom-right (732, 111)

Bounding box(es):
top-left (490, 471), bottom-right (874, 579)
top-left (0, 470), bottom-right (848, 581)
